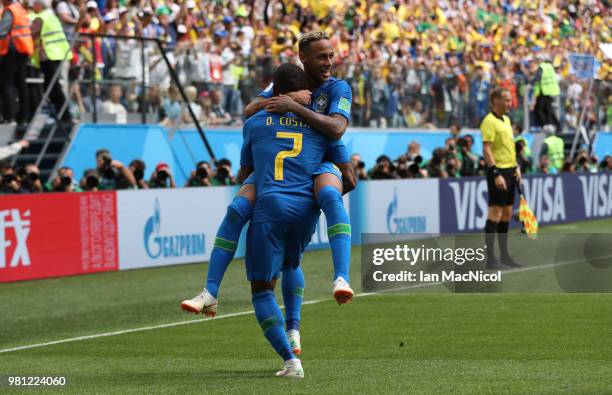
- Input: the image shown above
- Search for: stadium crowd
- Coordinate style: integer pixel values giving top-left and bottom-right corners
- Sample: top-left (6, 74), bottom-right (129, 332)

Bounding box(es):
top-left (0, 0), bottom-right (610, 130)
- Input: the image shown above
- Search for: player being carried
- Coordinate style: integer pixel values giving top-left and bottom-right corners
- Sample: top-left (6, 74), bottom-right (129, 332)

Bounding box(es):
top-left (240, 63), bottom-right (346, 378)
top-left (181, 31), bottom-right (355, 354)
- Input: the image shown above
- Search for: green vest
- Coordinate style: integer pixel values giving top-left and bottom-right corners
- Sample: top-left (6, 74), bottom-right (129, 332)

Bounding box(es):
top-left (534, 62), bottom-right (560, 97)
top-left (543, 135), bottom-right (564, 170)
top-left (37, 9), bottom-right (72, 62)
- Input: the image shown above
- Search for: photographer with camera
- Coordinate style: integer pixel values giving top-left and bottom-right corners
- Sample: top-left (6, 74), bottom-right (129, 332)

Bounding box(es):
top-left (212, 158), bottom-right (235, 186)
top-left (79, 169), bottom-right (101, 192)
top-left (350, 153), bottom-right (368, 181)
top-left (369, 155), bottom-right (399, 180)
top-left (129, 159), bottom-right (148, 189)
top-left (457, 135), bottom-right (478, 176)
top-left (95, 149), bottom-right (136, 190)
top-left (185, 161), bottom-right (213, 187)
top-left (425, 148), bottom-right (448, 178)
top-left (148, 163), bottom-right (176, 189)
top-left (45, 166), bottom-right (81, 192)
top-left (16, 164), bottom-right (43, 193)
top-left (0, 162), bottom-right (20, 194)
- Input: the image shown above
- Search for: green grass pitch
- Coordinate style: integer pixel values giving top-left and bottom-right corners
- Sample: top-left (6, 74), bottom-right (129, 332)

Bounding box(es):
top-left (1, 219), bottom-right (612, 393)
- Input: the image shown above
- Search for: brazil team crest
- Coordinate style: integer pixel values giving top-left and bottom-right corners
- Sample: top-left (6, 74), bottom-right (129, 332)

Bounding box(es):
top-left (315, 93), bottom-right (328, 113)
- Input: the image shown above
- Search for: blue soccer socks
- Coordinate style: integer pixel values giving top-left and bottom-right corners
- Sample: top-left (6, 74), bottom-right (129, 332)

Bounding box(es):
top-left (281, 265), bottom-right (305, 331)
top-left (317, 186), bottom-right (351, 282)
top-left (252, 290), bottom-right (295, 361)
top-left (206, 196), bottom-right (252, 298)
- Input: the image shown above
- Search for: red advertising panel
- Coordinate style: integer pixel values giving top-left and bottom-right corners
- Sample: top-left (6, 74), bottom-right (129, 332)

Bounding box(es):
top-left (0, 191), bottom-right (118, 283)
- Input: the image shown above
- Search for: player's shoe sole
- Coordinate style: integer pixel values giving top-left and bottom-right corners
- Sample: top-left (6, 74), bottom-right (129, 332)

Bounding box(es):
top-left (333, 277), bottom-right (354, 305)
top-left (180, 300), bottom-right (217, 317)
top-left (333, 289), bottom-right (354, 305)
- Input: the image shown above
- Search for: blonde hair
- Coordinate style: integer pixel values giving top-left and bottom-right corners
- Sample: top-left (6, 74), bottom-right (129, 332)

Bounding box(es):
top-left (298, 31), bottom-right (329, 52)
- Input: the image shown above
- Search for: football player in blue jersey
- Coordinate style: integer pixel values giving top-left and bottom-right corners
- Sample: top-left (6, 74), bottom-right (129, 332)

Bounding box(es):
top-left (181, 32), bottom-right (354, 355)
top-left (239, 63), bottom-right (344, 377)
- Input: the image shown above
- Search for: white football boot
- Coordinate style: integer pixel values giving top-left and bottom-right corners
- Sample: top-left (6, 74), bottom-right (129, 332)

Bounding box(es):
top-left (333, 276), bottom-right (354, 305)
top-left (287, 329), bottom-right (301, 355)
top-left (180, 289), bottom-right (218, 317)
top-left (275, 358), bottom-right (304, 378)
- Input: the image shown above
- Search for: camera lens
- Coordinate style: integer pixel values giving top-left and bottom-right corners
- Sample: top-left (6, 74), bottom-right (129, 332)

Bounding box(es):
top-left (196, 167), bottom-right (208, 178)
top-left (157, 170), bottom-right (169, 181)
top-left (28, 172), bottom-right (40, 182)
top-left (60, 176), bottom-right (72, 187)
top-left (133, 169), bottom-right (144, 181)
top-left (86, 174), bottom-right (99, 188)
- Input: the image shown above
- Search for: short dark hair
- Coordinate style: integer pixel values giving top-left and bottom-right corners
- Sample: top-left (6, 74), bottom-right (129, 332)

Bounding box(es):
top-left (489, 88), bottom-right (508, 103)
top-left (272, 63), bottom-right (308, 95)
top-left (298, 31), bottom-right (329, 53)
top-left (129, 159), bottom-right (145, 170)
top-left (96, 149), bottom-right (110, 159)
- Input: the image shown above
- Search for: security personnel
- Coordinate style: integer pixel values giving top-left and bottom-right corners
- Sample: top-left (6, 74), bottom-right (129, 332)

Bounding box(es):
top-left (540, 125), bottom-right (565, 172)
top-left (532, 57), bottom-right (561, 131)
top-left (0, 0), bottom-right (34, 125)
top-left (31, 0), bottom-right (72, 122)
top-left (481, 88), bottom-right (521, 269)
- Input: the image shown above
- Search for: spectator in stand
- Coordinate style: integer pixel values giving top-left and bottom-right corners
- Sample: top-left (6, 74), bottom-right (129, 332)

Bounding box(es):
top-left (95, 148), bottom-right (136, 189)
top-left (148, 162), bottom-right (175, 188)
top-left (210, 89), bottom-right (232, 125)
top-left (182, 85), bottom-right (201, 124)
top-left (55, 0), bottom-right (82, 42)
top-left (102, 84), bottom-right (128, 118)
top-left (185, 160), bottom-right (212, 187)
top-left (45, 166), bottom-right (81, 192)
top-left (161, 84), bottom-right (182, 126)
top-left (128, 159), bottom-right (147, 189)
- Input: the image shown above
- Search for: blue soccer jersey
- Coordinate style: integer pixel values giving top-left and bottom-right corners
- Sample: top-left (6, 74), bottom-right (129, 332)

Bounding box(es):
top-left (240, 110), bottom-right (340, 224)
top-left (258, 77), bottom-right (352, 164)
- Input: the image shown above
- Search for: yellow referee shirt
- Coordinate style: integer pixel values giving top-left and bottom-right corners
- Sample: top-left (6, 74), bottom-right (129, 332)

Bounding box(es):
top-left (480, 112), bottom-right (516, 169)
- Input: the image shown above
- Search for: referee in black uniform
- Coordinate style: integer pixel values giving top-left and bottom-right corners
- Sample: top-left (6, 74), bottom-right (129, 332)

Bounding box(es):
top-left (481, 88), bottom-right (521, 269)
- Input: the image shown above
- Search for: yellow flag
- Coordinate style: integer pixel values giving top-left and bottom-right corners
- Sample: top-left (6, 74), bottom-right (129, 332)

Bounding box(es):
top-left (518, 195), bottom-right (539, 238)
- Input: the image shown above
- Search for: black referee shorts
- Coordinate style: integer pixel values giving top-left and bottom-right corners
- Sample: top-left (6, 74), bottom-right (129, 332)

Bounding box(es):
top-left (486, 167), bottom-right (517, 207)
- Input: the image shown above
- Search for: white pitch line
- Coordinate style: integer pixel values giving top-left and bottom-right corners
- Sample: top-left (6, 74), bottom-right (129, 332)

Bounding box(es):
top-left (0, 257), bottom-right (598, 354)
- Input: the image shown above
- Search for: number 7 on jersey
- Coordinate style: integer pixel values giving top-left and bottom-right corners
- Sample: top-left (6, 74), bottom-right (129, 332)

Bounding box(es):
top-left (274, 132), bottom-right (303, 181)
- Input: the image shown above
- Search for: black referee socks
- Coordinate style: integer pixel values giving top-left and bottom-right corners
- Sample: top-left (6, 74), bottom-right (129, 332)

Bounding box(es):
top-left (484, 220), bottom-right (498, 260)
top-left (497, 221), bottom-right (510, 259)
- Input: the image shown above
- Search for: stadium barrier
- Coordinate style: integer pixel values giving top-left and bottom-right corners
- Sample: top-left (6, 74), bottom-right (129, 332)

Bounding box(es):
top-left (62, 124), bottom-right (492, 187)
top-left (1, 173), bottom-right (611, 283)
